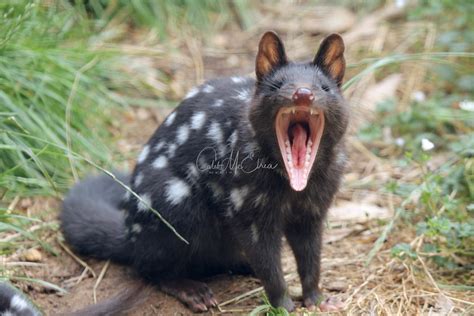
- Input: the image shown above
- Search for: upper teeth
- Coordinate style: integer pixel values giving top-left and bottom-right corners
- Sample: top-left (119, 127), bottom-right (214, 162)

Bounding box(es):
top-left (281, 107), bottom-right (318, 115)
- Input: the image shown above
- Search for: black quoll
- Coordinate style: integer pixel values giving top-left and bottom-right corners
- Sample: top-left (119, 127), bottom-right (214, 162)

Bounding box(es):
top-left (61, 31), bottom-right (349, 313)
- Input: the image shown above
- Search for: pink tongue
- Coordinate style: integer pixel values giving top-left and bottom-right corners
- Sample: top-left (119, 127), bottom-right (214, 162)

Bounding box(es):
top-left (291, 124), bottom-right (308, 168)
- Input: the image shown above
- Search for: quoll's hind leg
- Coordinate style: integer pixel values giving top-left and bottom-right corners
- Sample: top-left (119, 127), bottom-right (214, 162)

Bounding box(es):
top-left (159, 279), bottom-right (218, 313)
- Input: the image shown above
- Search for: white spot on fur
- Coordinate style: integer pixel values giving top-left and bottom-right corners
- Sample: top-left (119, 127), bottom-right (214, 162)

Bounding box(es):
top-left (186, 163), bottom-right (199, 184)
top-left (207, 121), bottom-right (223, 145)
top-left (11, 295), bottom-right (28, 310)
top-left (208, 182), bottom-right (223, 200)
top-left (176, 125), bottom-right (190, 145)
top-left (212, 99), bottom-right (224, 107)
top-left (231, 76), bottom-right (246, 83)
top-left (153, 156), bottom-right (168, 169)
top-left (198, 156), bottom-right (209, 170)
top-left (244, 141), bottom-right (259, 154)
top-left (251, 224), bottom-right (259, 243)
top-left (234, 88), bottom-right (251, 102)
top-left (2, 311), bottom-right (15, 316)
top-left (154, 141), bottom-right (166, 152)
top-left (202, 84), bottom-right (215, 93)
top-left (207, 122), bottom-right (227, 157)
top-left (229, 131), bottom-right (238, 148)
top-left (124, 190), bottom-right (131, 200)
top-left (131, 223), bottom-right (142, 234)
top-left (137, 145), bottom-right (150, 163)
top-left (165, 178), bottom-right (190, 205)
top-left (185, 87), bottom-right (199, 99)
top-left (134, 173), bottom-right (144, 187)
top-left (137, 193), bottom-right (152, 212)
top-left (165, 112), bottom-right (177, 126)
top-left (191, 112), bottom-right (206, 130)
top-left (167, 143), bottom-right (177, 157)
top-left (230, 186), bottom-right (249, 211)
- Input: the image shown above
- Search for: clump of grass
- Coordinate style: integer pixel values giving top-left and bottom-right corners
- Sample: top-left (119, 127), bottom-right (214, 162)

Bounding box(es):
top-left (250, 294), bottom-right (291, 316)
top-left (0, 1), bottom-right (126, 198)
top-left (77, 0), bottom-right (253, 38)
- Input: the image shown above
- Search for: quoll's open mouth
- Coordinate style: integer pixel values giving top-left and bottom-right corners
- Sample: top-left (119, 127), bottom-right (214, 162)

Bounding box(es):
top-left (275, 106), bottom-right (325, 191)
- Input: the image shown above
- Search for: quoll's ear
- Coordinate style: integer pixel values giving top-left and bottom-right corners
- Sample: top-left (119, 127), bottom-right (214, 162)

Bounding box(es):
top-left (256, 31), bottom-right (288, 82)
top-left (313, 34), bottom-right (345, 87)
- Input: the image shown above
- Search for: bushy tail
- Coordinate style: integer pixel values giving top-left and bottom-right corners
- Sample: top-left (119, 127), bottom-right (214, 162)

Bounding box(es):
top-left (65, 283), bottom-right (150, 316)
top-left (60, 172), bottom-right (132, 264)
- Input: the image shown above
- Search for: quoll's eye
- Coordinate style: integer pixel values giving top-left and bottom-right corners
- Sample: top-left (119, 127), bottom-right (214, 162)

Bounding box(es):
top-left (269, 80), bottom-right (283, 91)
top-left (321, 84), bottom-right (330, 92)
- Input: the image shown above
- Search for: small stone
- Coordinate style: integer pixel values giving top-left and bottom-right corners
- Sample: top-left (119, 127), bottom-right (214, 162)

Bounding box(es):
top-left (324, 280), bottom-right (348, 292)
top-left (288, 285), bottom-right (302, 299)
top-left (21, 248), bottom-right (42, 262)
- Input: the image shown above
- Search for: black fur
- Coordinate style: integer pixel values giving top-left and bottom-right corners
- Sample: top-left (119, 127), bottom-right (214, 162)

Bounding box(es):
top-left (61, 172), bottom-right (132, 264)
top-left (60, 32), bottom-right (349, 312)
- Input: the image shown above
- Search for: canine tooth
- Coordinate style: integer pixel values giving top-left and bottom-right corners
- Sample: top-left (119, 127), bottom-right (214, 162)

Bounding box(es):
top-left (291, 108), bottom-right (295, 114)
top-left (308, 140), bottom-right (313, 147)
top-left (310, 109), bottom-right (318, 115)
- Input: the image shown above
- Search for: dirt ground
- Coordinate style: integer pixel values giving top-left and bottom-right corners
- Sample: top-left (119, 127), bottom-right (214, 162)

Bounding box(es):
top-left (4, 2), bottom-right (473, 315)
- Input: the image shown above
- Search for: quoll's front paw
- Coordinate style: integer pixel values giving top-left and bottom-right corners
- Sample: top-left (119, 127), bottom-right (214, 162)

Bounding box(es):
top-left (272, 295), bottom-right (295, 312)
top-left (302, 290), bottom-right (321, 311)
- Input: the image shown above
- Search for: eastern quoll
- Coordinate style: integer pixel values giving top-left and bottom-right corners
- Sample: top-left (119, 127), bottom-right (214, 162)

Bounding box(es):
top-left (59, 31), bottom-right (349, 313)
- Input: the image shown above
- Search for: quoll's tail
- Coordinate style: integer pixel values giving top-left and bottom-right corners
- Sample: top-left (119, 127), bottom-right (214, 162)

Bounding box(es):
top-left (60, 172), bottom-right (132, 264)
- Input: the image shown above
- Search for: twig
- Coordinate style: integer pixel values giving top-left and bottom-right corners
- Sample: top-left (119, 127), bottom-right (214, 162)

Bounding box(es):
top-left (3, 261), bottom-right (46, 267)
top-left (419, 290), bottom-right (474, 306)
top-left (184, 32), bottom-right (204, 85)
top-left (75, 267), bottom-right (89, 286)
top-left (417, 255), bottom-right (443, 294)
top-left (93, 260), bottom-right (110, 304)
top-left (57, 238), bottom-right (96, 279)
top-left (7, 196), bottom-right (20, 212)
top-left (0, 222), bottom-right (52, 243)
top-left (344, 274), bottom-right (375, 309)
top-left (217, 273), bottom-right (297, 308)
top-left (65, 57), bottom-right (99, 182)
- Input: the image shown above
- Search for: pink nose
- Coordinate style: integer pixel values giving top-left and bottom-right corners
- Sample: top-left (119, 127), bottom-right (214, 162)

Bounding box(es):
top-left (292, 88), bottom-right (314, 106)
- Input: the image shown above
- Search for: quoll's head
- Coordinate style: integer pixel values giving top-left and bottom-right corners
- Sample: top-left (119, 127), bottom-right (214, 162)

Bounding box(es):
top-left (249, 31), bottom-right (349, 192)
